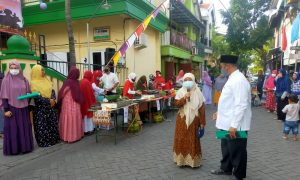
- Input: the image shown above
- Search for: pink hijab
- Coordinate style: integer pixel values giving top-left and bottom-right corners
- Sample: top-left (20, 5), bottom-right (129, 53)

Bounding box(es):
top-left (265, 70), bottom-right (277, 90)
top-left (0, 61), bottom-right (31, 108)
top-left (176, 70), bottom-right (184, 81)
top-left (202, 71), bottom-right (212, 86)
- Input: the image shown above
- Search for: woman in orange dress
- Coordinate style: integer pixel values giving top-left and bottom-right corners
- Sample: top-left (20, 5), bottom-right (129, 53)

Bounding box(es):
top-left (173, 73), bottom-right (206, 168)
top-left (58, 67), bottom-right (84, 143)
top-left (213, 74), bottom-right (228, 106)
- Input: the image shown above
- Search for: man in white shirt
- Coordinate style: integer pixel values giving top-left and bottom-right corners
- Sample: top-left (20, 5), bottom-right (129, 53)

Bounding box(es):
top-left (101, 67), bottom-right (119, 95)
top-left (211, 55), bottom-right (252, 180)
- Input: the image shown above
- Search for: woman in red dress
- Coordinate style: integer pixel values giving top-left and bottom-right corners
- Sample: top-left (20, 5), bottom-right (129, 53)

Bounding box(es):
top-left (265, 70), bottom-right (277, 112)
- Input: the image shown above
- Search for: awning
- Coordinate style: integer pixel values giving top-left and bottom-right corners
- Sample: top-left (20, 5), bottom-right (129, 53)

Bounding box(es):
top-left (170, 0), bottom-right (205, 30)
top-left (0, 28), bottom-right (22, 35)
top-left (268, 47), bottom-right (282, 55)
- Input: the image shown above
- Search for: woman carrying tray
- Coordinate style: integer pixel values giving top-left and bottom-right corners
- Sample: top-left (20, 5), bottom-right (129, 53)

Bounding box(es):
top-left (0, 61), bottom-right (34, 155)
top-left (30, 65), bottom-right (60, 147)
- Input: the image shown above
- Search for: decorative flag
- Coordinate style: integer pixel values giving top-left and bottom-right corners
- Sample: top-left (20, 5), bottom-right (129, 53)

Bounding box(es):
top-left (291, 13), bottom-right (300, 43)
top-left (282, 26), bottom-right (287, 51)
top-left (111, 1), bottom-right (166, 65)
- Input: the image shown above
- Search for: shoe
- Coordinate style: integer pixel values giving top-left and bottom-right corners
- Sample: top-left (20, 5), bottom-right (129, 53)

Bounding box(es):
top-left (211, 169), bottom-right (232, 175)
top-left (282, 136), bottom-right (288, 140)
top-left (231, 175), bottom-right (243, 180)
top-left (293, 137), bottom-right (299, 141)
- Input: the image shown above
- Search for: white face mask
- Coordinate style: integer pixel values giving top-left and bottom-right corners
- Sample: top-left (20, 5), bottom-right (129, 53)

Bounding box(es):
top-left (10, 69), bottom-right (20, 76)
top-left (271, 74), bottom-right (276, 77)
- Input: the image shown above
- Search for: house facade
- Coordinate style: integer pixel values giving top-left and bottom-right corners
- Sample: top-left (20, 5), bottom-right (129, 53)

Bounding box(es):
top-left (21, 0), bottom-right (168, 84)
top-left (161, 0), bottom-right (206, 81)
top-left (269, 0), bottom-right (300, 71)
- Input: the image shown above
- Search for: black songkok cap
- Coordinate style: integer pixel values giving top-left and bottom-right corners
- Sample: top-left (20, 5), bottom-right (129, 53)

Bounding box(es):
top-left (220, 55), bottom-right (238, 64)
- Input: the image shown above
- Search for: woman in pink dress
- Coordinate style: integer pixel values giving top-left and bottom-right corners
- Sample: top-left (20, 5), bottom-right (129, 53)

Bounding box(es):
top-left (58, 67), bottom-right (84, 143)
top-left (265, 70), bottom-right (277, 112)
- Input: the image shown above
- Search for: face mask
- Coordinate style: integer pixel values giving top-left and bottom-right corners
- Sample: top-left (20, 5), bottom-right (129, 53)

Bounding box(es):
top-left (131, 78), bottom-right (136, 82)
top-left (10, 69), bottom-right (20, 76)
top-left (221, 69), bottom-right (228, 77)
top-left (271, 74), bottom-right (276, 77)
top-left (182, 81), bottom-right (194, 90)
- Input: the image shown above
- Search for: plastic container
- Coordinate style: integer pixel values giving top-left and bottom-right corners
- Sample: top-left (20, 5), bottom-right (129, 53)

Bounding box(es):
top-left (96, 95), bottom-right (105, 102)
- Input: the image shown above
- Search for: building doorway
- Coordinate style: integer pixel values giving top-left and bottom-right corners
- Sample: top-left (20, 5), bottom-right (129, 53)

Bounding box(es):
top-left (92, 51), bottom-right (105, 71)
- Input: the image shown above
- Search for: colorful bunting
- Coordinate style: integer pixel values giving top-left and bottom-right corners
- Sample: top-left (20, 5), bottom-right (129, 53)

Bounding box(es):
top-left (111, 1), bottom-right (166, 65)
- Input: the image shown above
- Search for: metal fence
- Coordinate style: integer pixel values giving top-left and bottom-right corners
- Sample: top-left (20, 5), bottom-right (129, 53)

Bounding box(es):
top-left (38, 60), bottom-right (129, 84)
top-left (38, 60), bottom-right (104, 77)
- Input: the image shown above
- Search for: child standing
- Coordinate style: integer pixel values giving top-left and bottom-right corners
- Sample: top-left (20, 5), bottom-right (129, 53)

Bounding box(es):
top-left (282, 94), bottom-right (299, 141)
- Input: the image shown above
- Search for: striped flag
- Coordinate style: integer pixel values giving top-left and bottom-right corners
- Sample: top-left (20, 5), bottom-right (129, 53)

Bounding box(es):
top-left (111, 1), bottom-right (166, 65)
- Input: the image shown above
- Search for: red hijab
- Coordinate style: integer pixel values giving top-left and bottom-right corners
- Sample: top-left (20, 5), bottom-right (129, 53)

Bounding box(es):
top-left (265, 70), bottom-right (277, 90)
top-left (154, 71), bottom-right (165, 89)
top-left (58, 67), bottom-right (84, 104)
top-left (80, 71), bottom-right (96, 118)
top-left (93, 70), bottom-right (103, 86)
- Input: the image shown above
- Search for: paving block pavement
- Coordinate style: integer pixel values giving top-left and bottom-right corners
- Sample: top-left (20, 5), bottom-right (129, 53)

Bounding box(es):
top-left (0, 106), bottom-right (299, 180)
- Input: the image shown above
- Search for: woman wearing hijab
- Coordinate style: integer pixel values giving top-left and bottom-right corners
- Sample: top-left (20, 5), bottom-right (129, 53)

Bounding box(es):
top-left (291, 72), bottom-right (300, 96)
top-left (202, 71), bottom-right (213, 105)
top-left (176, 70), bottom-right (184, 87)
top-left (92, 70), bottom-right (105, 97)
top-left (148, 74), bottom-right (155, 90)
top-left (58, 67), bottom-right (84, 143)
top-left (30, 65), bottom-right (60, 147)
top-left (213, 73), bottom-right (228, 106)
top-left (265, 70), bottom-right (277, 113)
top-left (135, 75), bottom-right (148, 94)
top-left (80, 71), bottom-right (96, 135)
top-left (123, 73), bottom-right (142, 99)
top-left (154, 71), bottom-right (166, 90)
top-left (0, 61), bottom-right (34, 155)
top-left (275, 69), bottom-right (291, 121)
top-left (173, 73), bottom-right (206, 168)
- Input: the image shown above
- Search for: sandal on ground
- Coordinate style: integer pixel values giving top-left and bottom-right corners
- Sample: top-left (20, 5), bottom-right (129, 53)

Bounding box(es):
top-left (211, 169), bottom-right (232, 175)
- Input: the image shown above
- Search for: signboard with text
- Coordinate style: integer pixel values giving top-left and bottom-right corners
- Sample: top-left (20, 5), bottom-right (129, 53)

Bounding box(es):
top-left (0, 0), bottom-right (23, 34)
top-left (94, 27), bottom-right (110, 40)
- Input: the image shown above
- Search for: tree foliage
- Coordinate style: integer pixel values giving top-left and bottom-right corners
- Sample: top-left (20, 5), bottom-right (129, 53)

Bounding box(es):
top-left (219, 0), bottom-right (274, 71)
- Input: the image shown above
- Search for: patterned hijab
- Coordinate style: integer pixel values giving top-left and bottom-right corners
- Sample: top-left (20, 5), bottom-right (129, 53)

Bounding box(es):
top-left (31, 65), bottom-right (53, 98)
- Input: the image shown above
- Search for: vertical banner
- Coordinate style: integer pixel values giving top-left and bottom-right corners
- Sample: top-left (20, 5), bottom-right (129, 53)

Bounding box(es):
top-left (0, 0), bottom-right (23, 34)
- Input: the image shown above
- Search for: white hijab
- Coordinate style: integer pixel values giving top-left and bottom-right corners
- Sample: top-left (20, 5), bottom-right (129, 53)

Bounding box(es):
top-left (128, 72), bottom-right (137, 83)
top-left (175, 73), bottom-right (204, 128)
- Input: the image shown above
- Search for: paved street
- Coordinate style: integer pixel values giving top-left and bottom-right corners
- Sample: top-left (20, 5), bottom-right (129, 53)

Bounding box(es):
top-left (0, 105), bottom-right (300, 180)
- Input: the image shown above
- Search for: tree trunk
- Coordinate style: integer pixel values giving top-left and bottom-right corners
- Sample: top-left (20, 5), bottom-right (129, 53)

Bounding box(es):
top-left (65, 0), bottom-right (76, 67)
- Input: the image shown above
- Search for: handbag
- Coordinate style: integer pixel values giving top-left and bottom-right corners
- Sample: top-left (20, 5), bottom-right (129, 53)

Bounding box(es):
top-left (197, 128), bottom-right (205, 138)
